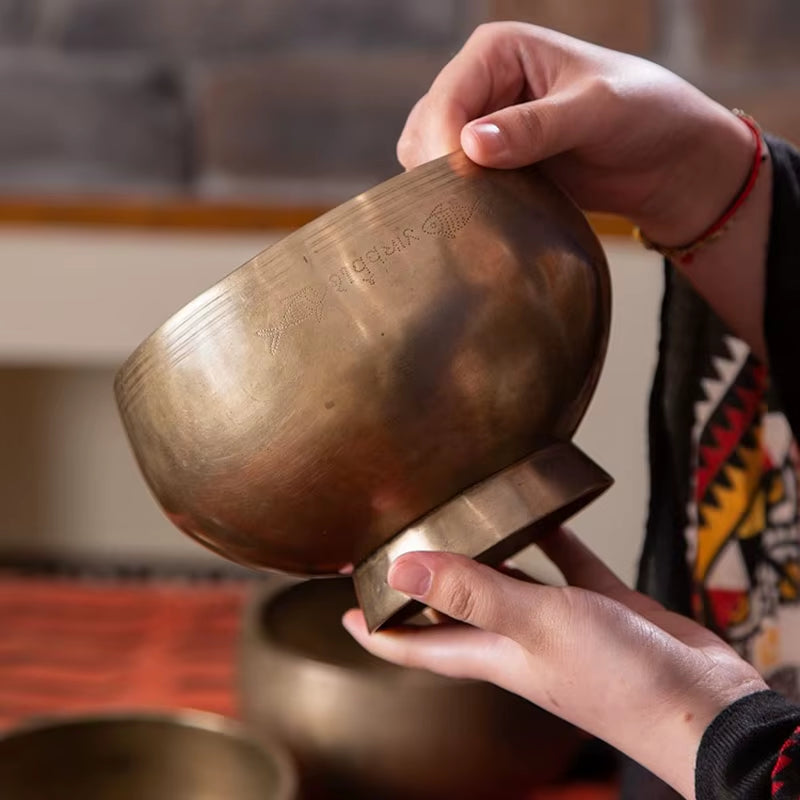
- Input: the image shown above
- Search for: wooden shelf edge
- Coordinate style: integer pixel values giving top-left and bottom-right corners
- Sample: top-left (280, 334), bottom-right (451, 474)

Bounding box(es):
top-left (587, 212), bottom-right (635, 239)
top-left (0, 197), bottom-right (330, 231)
top-left (0, 197), bottom-right (634, 238)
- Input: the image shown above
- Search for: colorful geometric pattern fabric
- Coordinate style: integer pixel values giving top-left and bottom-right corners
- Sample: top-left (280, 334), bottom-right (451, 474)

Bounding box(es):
top-left (685, 332), bottom-right (800, 697)
top-left (773, 725), bottom-right (800, 799)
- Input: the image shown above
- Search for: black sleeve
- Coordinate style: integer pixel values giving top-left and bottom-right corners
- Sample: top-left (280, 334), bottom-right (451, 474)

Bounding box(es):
top-left (764, 135), bottom-right (800, 439)
top-left (696, 691), bottom-right (800, 799)
top-left (695, 137), bottom-right (800, 799)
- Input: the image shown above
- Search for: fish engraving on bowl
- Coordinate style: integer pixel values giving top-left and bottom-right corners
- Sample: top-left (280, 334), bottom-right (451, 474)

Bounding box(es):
top-left (422, 196), bottom-right (480, 238)
top-left (257, 285), bottom-right (328, 355)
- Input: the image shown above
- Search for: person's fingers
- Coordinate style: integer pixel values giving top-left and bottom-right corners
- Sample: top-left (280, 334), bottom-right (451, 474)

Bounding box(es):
top-left (460, 84), bottom-right (596, 168)
top-left (384, 551), bottom-right (576, 659)
top-left (346, 561), bottom-right (707, 729)
top-left (536, 529), bottom-right (716, 644)
top-left (536, 528), bottom-right (633, 600)
top-left (341, 608), bottom-right (515, 682)
top-left (382, 535), bottom-right (710, 656)
top-left (372, 540), bottom-right (728, 677)
top-left (396, 94), bottom-right (453, 169)
top-left (537, 527), bottom-right (668, 622)
top-left (397, 23), bottom-right (604, 170)
top-left (397, 22), bottom-right (545, 168)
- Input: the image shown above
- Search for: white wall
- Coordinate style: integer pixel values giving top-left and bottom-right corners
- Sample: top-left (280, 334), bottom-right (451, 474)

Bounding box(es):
top-left (0, 228), bottom-right (661, 583)
top-left (514, 239), bottom-right (663, 585)
top-left (569, 240), bottom-right (662, 583)
top-left (0, 227), bottom-right (277, 568)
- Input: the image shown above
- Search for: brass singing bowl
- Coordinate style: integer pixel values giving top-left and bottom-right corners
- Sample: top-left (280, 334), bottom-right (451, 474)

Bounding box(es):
top-left (115, 151), bottom-right (612, 630)
top-left (0, 711), bottom-right (297, 799)
top-left (239, 578), bottom-right (583, 800)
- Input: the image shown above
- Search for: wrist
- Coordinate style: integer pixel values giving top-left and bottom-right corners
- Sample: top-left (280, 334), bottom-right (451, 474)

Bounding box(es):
top-left (640, 674), bottom-right (768, 800)
top-left (632, 107), bottom-right (757, 248)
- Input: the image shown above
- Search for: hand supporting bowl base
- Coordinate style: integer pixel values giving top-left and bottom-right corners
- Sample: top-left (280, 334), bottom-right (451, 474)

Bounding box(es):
top-left (354, 439), bottom-right (612, 631)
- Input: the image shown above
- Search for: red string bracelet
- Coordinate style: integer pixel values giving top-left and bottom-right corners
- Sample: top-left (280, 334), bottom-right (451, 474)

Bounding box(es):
top-left (633, 110), bottom-right (767, 266)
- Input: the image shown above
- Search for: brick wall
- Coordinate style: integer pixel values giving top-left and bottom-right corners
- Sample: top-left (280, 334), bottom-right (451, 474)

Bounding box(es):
top-left (0, 0), bottom-right (797, 202)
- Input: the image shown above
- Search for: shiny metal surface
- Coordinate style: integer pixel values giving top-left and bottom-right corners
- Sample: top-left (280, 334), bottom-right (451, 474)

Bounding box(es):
top-left (0, 711), bottom-right (297, 799)
top-left (356, 440), bottom-right (611, 630)
top-left (115, 151), bottom-right (612, 626)
top-left (239, 578), bottom-right (583, 800)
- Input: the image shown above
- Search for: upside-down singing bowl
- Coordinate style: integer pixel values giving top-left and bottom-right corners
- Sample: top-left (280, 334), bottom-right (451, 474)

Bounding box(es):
top-left (0, 711), bottom-right (297, 799)
top-left (115, 151), bottom-right (613, 630)
top-left (238, 578), bottom-right (584, 800)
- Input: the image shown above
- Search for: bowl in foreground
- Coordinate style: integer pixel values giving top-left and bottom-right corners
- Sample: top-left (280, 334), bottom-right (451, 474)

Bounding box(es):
top-left (0, 711), bottom-right (297, 800)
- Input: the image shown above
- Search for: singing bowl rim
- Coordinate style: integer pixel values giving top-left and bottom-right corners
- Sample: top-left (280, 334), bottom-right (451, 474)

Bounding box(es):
top-left (114, 152), bottom-right (473, 387)
top-left (114, 151), bottom-right (610, 410)
top-left (0, 708), bottom-right (298, 800)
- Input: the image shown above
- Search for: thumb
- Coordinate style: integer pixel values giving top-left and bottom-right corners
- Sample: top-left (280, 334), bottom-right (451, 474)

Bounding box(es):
top-left (387, 551), bottom-right (565, 652)
top-left (461, 93), bottom-right (586, 169)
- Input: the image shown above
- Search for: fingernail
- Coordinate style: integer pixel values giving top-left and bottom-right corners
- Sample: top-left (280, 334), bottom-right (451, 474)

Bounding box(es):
top-left (388, 559), bottom-right (431, 597)
top-left (466, 122), bottom-right (505, 156)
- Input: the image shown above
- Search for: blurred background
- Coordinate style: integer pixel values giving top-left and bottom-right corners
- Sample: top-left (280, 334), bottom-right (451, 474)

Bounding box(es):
top-left (0, 0), bottom-right (796, 792)
top-left (1, 0), bottom-right (798, 582)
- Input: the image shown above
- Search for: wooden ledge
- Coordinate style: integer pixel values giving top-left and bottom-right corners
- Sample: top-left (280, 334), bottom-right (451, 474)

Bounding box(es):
top-left (0, 196), bottom-right (633, 238)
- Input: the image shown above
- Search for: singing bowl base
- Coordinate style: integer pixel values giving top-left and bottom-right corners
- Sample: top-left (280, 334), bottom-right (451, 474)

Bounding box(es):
top-left (354, 440), bottom-right (612, 631)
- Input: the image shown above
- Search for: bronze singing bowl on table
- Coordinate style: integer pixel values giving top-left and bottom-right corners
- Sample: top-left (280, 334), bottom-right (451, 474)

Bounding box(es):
top-left (239, 577), bottom-right (584, 800)
top-left (115, 151), bottom-right (612, 630)
top-left (0, 711), bottom-right (297, 799)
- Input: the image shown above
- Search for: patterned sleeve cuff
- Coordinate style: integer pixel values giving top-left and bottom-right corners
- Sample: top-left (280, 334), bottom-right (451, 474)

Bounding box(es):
top-left (772, 724), bottom-right (800, 798)
top-left (696, 690), bottom-right (800, 800)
